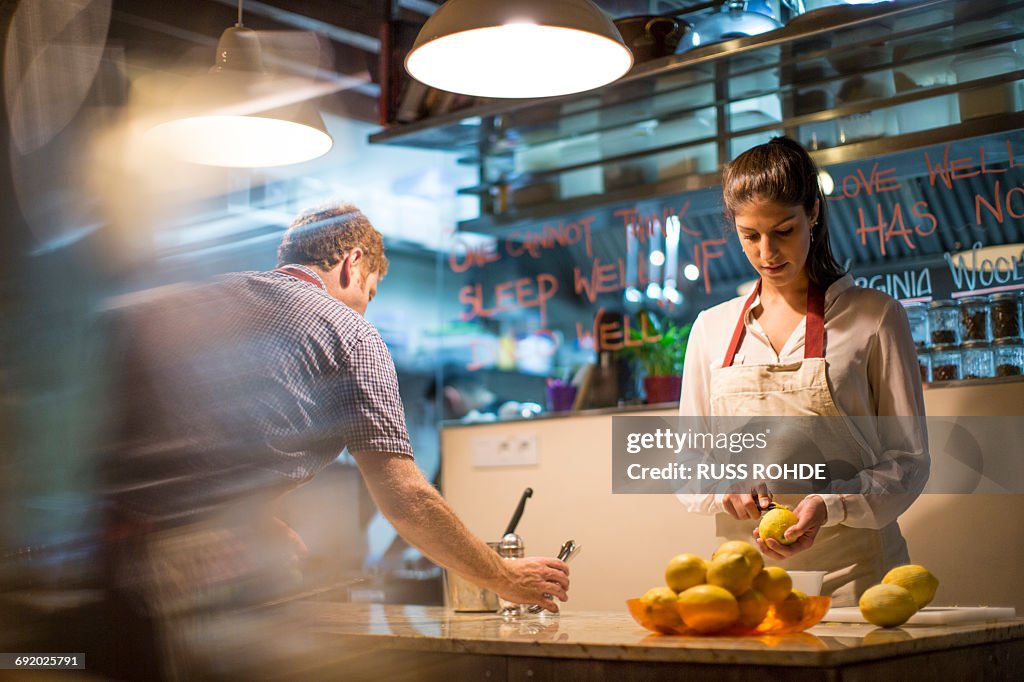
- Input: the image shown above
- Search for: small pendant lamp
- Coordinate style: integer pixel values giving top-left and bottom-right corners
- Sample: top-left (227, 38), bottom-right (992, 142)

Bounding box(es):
top-left (146, 1), bottom-right (333, 168)
top-left (405, 0), bottom-right (633, 99)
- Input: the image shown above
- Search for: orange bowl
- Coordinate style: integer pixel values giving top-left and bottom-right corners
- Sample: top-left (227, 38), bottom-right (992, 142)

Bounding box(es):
top-left (627, 595), bottom-right (832, 636)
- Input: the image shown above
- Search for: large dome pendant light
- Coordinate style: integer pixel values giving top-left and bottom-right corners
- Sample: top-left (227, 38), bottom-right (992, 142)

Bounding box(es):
top-left (146, 0), bottom-right (333, 168)
top-left (405, 0), bottom-right (633, 99)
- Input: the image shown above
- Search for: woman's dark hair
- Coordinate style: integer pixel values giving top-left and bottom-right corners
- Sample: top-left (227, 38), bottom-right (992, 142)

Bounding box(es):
top-left (721, 136), bottom-right (846, 288)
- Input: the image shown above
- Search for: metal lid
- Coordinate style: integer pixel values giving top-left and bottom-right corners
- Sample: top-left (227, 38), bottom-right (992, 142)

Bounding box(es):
top-left (958, 295), bottom-right (990, 304)
top-left (992, 337), bottom-right (1024, 346)
top-left (498, 532), bottom-right (524, 558)
top-left (990, 292), bottom-right (1022, 301)
top-left (928, 299), bottom-right (958, 308)
top-left (960, 340), bottom-right (992, 350)
top-left (930, 343), bottom-right (961, 352)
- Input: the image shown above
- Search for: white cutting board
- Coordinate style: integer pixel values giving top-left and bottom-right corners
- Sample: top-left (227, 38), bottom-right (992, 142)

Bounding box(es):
top-left (824, 606), bottom-right (1016, 625)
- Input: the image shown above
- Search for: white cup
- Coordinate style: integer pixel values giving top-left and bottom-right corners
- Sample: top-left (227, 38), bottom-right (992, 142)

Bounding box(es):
top-left (789, 570), bottom-right (827, 596)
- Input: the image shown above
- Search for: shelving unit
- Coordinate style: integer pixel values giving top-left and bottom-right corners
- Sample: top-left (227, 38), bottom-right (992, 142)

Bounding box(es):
top-left (369, 0), bottom-right (1024, 234)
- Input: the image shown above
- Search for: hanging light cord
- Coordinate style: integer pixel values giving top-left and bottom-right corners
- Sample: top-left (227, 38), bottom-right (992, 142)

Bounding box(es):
top-left (237, 0), bottom-right (244, 27)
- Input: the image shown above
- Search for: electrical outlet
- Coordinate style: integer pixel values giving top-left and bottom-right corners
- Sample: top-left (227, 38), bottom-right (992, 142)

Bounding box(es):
top-left (471, 432), bottom-right (539, 467)
top-left (506, 432), bottom-right (538, 465)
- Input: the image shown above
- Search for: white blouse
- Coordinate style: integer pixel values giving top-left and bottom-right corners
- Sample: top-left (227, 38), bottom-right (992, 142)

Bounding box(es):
top-left (678, 274), bottom-right (929, 529)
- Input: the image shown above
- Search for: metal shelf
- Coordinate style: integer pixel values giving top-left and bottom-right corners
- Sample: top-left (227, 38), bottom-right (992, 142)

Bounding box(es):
top-left (368, 0), bottom-right (966, 148)
top-left (456, 110), bottom-right (1024, 234)
top-left (367, 0), bottom-right (1024, 233)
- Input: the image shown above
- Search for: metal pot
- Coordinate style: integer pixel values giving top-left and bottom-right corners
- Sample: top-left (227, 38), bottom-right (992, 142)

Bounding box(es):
top-left (614, 15), bottom-right (690, 64)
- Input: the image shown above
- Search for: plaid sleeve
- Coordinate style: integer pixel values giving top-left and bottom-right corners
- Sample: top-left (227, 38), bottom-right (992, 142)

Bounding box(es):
top-left (340, 330), bottom-right (414, 457)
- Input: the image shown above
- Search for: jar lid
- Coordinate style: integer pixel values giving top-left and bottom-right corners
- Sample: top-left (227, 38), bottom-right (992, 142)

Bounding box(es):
top-left (958, 295), bottom-right (990, 304)
top-left (960, 340), bottom-right (991, 349)
top-left (930, 343), bottom-right (961, 352)
top-left (902, 300), bottom-right (928, 309)
top-left (990, 292), bottom-right (1022, 301)
top-left (993, 337), bottom-right (1024, 346)
top-left (929, 299), bottom-right (958, 308)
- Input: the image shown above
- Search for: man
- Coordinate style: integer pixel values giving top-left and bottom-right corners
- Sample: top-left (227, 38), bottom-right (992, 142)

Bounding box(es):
top-left (101, 203), bottom-right (568, 678)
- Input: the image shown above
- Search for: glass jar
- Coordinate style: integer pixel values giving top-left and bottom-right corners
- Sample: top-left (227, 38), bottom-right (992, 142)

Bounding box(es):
top-left (959, 296), bottom-right (991, 342)
top-left (961, 341), bottom-right (994, 380)
top-left (903, 301), bottom-right (930, 349)
top-left (916, 348), bottom-right (931, 383)
top-left (930, 344), bottom-right (961, 382)
top-left (993, 338), bottom-right (1024, 377)
top-left (928, 300), bottom-right (960, 345)
top-left (990, 292), bottom-right (1022, 340)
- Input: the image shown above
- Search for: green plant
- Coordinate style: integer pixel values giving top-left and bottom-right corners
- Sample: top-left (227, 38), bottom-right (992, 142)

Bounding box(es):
top-left (624, 315), bottom-right (692, 377)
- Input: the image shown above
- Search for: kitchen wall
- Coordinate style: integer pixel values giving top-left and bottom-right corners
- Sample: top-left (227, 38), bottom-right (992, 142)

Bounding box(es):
top-left (441, 381), bottom-right (1024, 613)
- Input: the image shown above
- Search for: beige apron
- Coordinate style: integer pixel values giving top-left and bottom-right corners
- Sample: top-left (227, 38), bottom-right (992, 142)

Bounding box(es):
top-left (709, 280), bottom-right (908, 606)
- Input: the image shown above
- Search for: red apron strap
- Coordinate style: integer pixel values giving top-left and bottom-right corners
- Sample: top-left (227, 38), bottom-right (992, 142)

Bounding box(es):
top-left (721, 279), bottom-right (827, 368)
top-left (274, 265), bottom-right (326, 291)
top-left (804, 283), bottom-right (826, 359)
top-left (722, 280), bottom-right (762, 368)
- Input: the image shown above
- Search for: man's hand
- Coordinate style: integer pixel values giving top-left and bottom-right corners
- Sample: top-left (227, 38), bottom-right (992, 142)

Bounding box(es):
top-left (351, 451), bottom-right (572, 612)
top-left (752, 495), bottom-right (827, 559)
top-left (494, 556), bottom-right (570, 613)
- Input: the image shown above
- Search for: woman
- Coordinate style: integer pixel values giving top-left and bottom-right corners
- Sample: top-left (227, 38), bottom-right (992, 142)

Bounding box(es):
top-left (678, 137), bottom-right (928, 606)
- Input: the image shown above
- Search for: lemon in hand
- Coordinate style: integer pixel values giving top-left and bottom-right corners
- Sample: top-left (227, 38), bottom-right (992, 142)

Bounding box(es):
top-left (859, 584), bottom-right (917, 627)
top-left (706, 552), bottom-right (755, 596)
top-left (713, 540), bottom-right (764, 576)
top-left (882, 565), bottom-right (938, 609)
top-left (758, 505), bottom-right (799, 546)
top-left (677, 585), bottom-right (740, 634)
top-left (753, 566), bottom-right (793, 603)
top-left (665, 554), bottom-right (707, 593)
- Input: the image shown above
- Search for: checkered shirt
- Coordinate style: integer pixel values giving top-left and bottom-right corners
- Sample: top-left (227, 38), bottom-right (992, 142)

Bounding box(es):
top-left (105, 265), bottom-right (413, 521)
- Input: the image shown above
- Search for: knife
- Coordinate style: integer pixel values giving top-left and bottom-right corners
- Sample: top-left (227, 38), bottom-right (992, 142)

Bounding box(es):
top-left (752, 491), bottom-right (776, 514)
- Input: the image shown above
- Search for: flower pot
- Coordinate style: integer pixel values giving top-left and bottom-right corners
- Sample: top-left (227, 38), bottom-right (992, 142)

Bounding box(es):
top-left (643, 375), bottom-right (682, 404)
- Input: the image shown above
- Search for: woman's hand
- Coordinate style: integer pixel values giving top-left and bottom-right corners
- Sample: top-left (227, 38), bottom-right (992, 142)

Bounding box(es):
top-left (721, 483), bottom-right (772, 520)
top-left (753, 495), bottom-right (827, 559)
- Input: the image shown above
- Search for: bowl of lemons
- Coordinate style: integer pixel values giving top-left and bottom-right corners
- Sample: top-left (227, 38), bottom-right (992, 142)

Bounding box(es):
top-left (627, 540), bottom-right (831, 636)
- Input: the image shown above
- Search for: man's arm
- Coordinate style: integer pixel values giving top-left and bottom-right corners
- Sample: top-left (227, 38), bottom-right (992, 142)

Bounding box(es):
top-left (350, 450), bottom-right (570, 612)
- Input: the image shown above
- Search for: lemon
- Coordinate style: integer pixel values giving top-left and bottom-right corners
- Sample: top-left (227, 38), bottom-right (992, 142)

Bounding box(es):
top-left (706, 552), bottom-right (755, 596)
top-left (882, 565), bottom-right (938, 609)
top-left (775, 589), bottom-right (809, 625)
top-left (641, 586), bottom-right (679, 606)
top-left (859, 584), bottom-right (917, 628)
top-left (736, 589), bottom-right (770, 628)
top-left (677, 585), bottom-right (740, 634)
top-left (758, 505), bottom-right (799, 545)
top-left (713, 540), bottom-right (764, 576)
top-left (665, 554), bottom-right (707, 593)
top-left (753, 566), bottom-right (793, 603)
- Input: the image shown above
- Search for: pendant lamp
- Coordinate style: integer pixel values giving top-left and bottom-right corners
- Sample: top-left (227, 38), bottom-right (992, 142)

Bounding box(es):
top-left (405, 0), bottom-right (633, 99)
top-left (146, 1), bottom-right (333, 167)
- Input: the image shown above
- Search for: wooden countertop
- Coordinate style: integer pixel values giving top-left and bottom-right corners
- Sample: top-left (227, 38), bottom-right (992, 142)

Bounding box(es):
top-left (298, 602), bottom-right (1024, 667)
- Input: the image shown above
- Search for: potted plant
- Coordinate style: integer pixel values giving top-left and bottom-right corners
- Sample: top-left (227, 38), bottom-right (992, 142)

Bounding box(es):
top-left (624, 314), bottom-right (692, 404)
